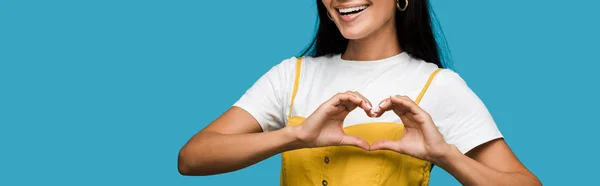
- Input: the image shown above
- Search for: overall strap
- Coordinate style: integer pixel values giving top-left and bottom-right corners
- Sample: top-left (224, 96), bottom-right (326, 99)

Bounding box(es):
top-left (414, 68), bottom-right (443, 105)
top-left (288, 57), bottom-right (303, 118)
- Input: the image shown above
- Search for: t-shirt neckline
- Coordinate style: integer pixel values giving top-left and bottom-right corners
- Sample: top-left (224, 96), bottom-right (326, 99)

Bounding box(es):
top-left (334, 51), bottom-right (410, 67)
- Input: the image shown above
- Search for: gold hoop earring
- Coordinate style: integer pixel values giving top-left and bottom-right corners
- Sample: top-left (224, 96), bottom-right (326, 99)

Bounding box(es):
top-left (397, 0), bottom-right (408, 11)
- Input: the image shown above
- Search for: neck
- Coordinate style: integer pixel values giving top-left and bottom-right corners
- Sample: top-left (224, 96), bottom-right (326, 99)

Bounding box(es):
top-left (341, 21), bottom-right (402, 61)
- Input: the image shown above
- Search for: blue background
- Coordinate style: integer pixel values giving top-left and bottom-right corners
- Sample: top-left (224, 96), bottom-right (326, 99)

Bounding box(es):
top-left (1, 0), bottom-right (598, 185)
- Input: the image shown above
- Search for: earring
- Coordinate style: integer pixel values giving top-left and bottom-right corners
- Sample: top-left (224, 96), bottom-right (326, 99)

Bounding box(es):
top-left (397, 0), bottom-right (408, 11)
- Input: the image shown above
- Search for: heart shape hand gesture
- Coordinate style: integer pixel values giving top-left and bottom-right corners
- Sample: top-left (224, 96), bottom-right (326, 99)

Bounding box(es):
top-left (292, 92), bottom-right (453, 163)
top-left (293, 91), bottom-right (375, 151)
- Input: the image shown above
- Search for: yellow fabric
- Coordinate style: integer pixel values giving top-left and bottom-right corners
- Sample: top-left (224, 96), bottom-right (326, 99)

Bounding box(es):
top-left (288, 57), bottom-right (303, 117)
top-left (281, 57), bottom-right (442, 186)
top-left (415, 68), bottom-right (443, 104)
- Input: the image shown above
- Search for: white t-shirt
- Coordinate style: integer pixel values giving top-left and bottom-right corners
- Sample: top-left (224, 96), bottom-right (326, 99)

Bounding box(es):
top-left (233, 52), bottom-right (503, 154)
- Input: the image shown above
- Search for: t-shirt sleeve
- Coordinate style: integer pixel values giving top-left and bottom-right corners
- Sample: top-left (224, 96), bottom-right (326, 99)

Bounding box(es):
top-left (425, 69), bottom-right (504, 154)
top-left (232, 57), bottom-right (296, 132)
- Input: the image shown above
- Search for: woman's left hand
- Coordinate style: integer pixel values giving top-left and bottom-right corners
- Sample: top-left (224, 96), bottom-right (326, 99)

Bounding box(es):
top-left (369, 95), bottom-right (454, 164)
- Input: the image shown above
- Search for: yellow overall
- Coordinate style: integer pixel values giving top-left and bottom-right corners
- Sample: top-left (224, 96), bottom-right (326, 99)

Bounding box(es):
top-left (281, 58), bottom-right (443, 186)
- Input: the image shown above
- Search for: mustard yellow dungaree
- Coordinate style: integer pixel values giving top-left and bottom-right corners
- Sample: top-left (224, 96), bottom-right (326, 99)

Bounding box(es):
top-left (281, 58), bottom-right (443, 186)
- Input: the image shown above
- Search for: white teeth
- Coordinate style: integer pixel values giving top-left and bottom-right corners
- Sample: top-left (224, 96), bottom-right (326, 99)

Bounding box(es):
top-left (338, 5), bottom-right (368, 14)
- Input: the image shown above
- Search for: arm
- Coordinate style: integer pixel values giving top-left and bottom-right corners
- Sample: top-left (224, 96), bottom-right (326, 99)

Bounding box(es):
top-left (177, 59), bottom-right (303, 176)
top-left (437, 139), bottom-right (541, 186)
top-left (369, 95), bottom-right (542, 186)
top-left (178, 92), bottom-right (373, 176)
top-left (177, 107), bottom-right (303, 176)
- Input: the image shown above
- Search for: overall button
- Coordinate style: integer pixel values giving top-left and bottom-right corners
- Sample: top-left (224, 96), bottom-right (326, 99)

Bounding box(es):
top-left (324, 156), bottom-right (330, 164)
top-left (322, 180), bottom-right (328, 186)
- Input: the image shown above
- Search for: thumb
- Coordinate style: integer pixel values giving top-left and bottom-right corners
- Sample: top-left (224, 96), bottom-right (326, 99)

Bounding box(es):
top-left (339, 135), bottom-right (370, 151)
top-left (370, 140), bottom-right (403, 153)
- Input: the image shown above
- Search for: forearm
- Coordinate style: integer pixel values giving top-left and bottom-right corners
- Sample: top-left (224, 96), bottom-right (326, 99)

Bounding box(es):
top-left (178, 126), bottom-right (303, 176)
top-left (436, 146), bottom-right (541, 186)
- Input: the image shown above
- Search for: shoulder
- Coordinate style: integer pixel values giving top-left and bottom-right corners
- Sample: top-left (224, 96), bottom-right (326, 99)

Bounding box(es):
top-left (407, 57), bottom-right (467, 89)
top-left (268, 56), bottom-right (299, 75)
top-left (268, 55), bottom-right (333, 73)
top-left (433, 69), bottom-right (468, 88)
top-left (255, 55), bottom-right (335, 94)
top-left (400, 57), bottom-right (467, 93)
top-left (419, 61), bottom-right (487, 116)
top-left (269, 55), bottom-right (339, 80)
top-left (408, 58), bottom-right (479, 112)
top-left (296, 54), bottom-right (339, 67)
top-left (426, 68), bottom-right (474, 101)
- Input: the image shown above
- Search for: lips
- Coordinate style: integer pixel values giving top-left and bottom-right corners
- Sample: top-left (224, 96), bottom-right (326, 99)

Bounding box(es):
top-left (335, 4), bottom-right (369, 22)
top-left (338, 5), bottom-right (369, 15)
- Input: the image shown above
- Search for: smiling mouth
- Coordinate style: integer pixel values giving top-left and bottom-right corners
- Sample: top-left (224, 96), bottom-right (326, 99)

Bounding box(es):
top-left (337, 5), bottom-right (369, 16)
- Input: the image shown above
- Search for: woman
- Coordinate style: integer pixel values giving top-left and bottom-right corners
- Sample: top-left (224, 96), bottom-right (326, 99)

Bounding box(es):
top-left (178, 0), bottom-right (542, 185)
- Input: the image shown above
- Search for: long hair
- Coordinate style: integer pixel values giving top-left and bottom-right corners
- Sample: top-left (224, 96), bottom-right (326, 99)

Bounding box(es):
top-left (299, 0), bottom-right (452, 68)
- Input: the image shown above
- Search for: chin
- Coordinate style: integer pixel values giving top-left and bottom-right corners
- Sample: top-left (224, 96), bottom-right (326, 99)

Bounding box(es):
top-left (339, 27), bottom-right (371, 40)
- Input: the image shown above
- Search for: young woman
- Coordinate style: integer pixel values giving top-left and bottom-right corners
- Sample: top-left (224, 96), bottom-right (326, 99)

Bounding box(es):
top-left (178, 0), bottom-right (542, 185)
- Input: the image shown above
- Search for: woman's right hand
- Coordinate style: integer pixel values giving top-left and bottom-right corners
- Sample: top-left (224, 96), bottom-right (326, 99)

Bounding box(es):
top-left (289, 91), bottom-right (374, 150)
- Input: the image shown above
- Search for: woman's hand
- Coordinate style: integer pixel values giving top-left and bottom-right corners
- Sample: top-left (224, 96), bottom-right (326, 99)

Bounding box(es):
top-left (291, 91), bottom-right (374, 150)
top-left (369, 95), bottom-right (454, 163)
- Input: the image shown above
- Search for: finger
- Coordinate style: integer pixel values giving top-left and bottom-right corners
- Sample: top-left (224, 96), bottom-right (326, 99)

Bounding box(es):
top-left (346, 91), bottom-right (374, 117)
top-left (372, 97), bottom-right (392, 117)
top-left (339, 135), bottom-right (370, 151)
top-left (389, 95), bottom-right (425, 116)
top-left (330, 93), bottom-right (363, 112)
top-left (348, 91), bottom-right (372, 111)
top-left (369, 140), bottom-right (404, 153)
top-left (339, 99), bottom-right (359, 112)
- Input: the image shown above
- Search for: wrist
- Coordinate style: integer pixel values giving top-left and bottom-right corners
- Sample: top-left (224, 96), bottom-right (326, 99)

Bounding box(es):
top-left (432, 144), bottom-right (461, 167)
top-left (282, 125), bottom-right (311, 150)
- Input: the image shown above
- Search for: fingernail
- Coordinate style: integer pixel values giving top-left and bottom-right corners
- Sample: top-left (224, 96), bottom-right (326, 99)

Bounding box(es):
top-left (366, 102), bottom-right (372, 110)
top-left (371, 106), bottom-right (379, 114)
top-left (379, 100), bottom-right (387, 108)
